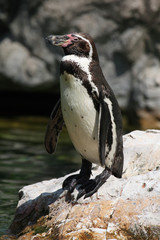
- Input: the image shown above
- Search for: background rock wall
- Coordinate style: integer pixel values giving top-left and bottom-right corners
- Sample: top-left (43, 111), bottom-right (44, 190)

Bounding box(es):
top-left (0, 0), bottom-right (160, 128)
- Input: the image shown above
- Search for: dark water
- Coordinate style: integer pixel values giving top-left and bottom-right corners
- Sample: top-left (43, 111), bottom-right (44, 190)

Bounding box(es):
top-left (0, 116), bottom-right (81, 236)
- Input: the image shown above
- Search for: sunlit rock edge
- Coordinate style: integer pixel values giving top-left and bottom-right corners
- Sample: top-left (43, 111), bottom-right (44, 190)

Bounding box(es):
top-left (5, 129), bottom-right (160, 240)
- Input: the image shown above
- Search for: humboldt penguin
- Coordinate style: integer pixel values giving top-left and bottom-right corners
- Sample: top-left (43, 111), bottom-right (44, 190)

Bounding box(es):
top-left (45, 32), bottom-right (123, 199)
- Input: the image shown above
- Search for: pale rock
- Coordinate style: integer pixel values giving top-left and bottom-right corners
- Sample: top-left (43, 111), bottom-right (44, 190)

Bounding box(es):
top-left (0, 0), bottom-right (160, 124)
top-left (132, 60), bottom-right (160, 109)
top-left (10, 130), bottom-right (160, 239)
top-left (123, 129), bottom-right (160, 177)
top-left (0, 38), bottom-right (53, 87)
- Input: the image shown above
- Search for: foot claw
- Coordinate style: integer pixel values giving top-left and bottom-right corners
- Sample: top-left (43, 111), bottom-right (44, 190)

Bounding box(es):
top-left (62, 173), bottom-right (90, 193)
top-left (62, 174), bottom-right (79, 192)
top-left (63, 168), bottom-right (111, 200)
top-left (77, 169), bottom-right (112, 199)
top-left (76, 191), bottom-right (84, 200)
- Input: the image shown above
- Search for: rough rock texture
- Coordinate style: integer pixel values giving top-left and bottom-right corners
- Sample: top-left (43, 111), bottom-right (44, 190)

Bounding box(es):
top-left (0, 0), bottom-right (160, 127)
top-left (0, 38), bottom-right (52, 88)
top-left (8, 130), bottom-right (160, 239)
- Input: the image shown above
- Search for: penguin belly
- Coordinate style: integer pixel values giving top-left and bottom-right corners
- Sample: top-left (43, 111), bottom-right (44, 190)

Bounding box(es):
top-left (60, 72), bottom-right (100, 165)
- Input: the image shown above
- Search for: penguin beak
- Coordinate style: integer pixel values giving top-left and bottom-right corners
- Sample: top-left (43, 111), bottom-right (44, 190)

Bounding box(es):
top-left (45, 35), bottom-right (71, 47)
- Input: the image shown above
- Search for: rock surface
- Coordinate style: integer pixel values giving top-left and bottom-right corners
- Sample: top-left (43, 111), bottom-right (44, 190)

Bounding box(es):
top-left (8, 130), bottom-right (160, 239)
top-left (0, 0), bottom-right (160, 127)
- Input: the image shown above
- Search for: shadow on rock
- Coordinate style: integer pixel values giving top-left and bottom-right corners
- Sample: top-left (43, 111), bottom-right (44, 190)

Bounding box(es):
top-left (10, 188), bottom-right (64, 235)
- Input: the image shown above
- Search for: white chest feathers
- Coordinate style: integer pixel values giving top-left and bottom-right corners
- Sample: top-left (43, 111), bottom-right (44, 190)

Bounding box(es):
top-left (60, 72), bottom-right (100, 164)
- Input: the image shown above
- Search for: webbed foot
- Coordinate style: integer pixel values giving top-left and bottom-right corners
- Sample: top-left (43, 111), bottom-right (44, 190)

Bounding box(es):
top-left (62, 158), bottom-right (92, 193)
top-left (77, 168), bottom-right (111, 199)
top-left (63, 173), bottom-right (89, 193)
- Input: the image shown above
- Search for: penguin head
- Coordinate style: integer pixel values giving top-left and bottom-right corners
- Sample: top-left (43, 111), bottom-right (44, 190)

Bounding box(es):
top-left (46, 32), bottom-right (99, 61)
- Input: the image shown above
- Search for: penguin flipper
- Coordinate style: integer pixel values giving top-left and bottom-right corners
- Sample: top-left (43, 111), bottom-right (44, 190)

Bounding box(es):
top-left (45, 99), bottom-right (64, 154)
top-left (112, 134), bottom-right (123, 178)
top-left (98, 89), bottom-right (112, 166)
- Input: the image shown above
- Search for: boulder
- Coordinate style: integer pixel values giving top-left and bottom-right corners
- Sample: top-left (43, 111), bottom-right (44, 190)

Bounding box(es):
top-left (9, 130), bottom-right (160, 239)
top-left (0, 0), bottom-right (160, 125)
top-left (0, 38), bottom-right (53, 89)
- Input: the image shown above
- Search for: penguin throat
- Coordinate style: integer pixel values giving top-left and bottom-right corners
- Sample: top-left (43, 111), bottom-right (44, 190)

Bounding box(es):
top-left (61, 55), bottom-right (98, 96)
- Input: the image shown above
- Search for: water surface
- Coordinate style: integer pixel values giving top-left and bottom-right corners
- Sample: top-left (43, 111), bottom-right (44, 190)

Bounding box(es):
top-left (0, 116), bottom-right (81, 235)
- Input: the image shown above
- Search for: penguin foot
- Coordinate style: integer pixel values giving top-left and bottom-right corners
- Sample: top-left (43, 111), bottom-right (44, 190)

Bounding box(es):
top-left (77, 168), bottom-right (111, 200)
top-left (62, 173), bottom-right (90, 193)
top-left (62, 158), bottom-right (92, 194)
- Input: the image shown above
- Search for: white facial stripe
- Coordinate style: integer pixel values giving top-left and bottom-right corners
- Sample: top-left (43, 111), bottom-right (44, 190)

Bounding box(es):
top-left (63, 55), bottom-right (89, 75)
top-left (62, 34), bottom-right (98, 95)
top-left (74, 34), bottom-right (93, 59)
top-left (104, 97), bottom-right (117, 168)
top-left (62, 55), bottom-right (99, 96)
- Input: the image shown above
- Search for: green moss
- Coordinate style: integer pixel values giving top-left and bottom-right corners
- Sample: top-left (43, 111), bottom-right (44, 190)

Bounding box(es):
top-left (34, 226), bottom-right (49, 235)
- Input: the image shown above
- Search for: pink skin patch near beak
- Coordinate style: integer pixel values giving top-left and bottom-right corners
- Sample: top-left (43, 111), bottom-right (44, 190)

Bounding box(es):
top-left (61, 34), bottom-right (78, 47)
